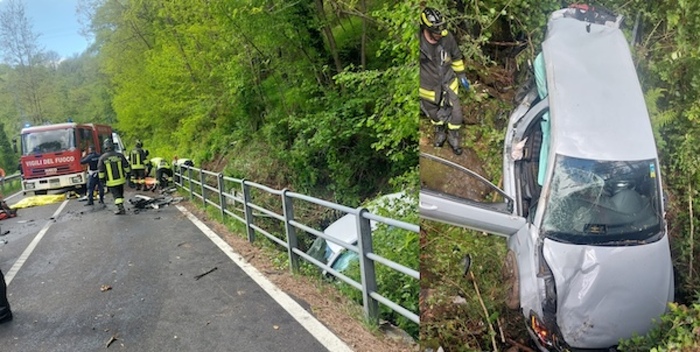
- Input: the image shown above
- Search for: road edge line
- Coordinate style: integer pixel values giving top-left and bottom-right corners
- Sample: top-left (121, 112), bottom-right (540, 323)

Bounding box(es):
top-left (176, 204), bottom-right (354, 352)
top-left (6, 199), bottom-right (69, 284)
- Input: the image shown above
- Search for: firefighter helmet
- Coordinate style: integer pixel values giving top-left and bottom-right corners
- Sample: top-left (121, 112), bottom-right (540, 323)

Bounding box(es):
top-left (421, 7), bottom-right (448, 36)
top-left (103, 138), bottom-right (114, 151)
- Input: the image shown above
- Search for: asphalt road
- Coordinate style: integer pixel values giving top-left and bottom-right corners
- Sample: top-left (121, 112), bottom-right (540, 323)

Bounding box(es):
top-left (0, 190), bottom-right (347, 351)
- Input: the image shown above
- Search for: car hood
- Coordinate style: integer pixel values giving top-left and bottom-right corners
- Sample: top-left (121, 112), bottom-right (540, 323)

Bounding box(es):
top-left (542, 235), bottom-right (673, 348)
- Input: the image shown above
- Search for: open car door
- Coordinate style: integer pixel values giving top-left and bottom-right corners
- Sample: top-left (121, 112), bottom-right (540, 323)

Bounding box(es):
top-left (419, 153), bottom-right (525, 237)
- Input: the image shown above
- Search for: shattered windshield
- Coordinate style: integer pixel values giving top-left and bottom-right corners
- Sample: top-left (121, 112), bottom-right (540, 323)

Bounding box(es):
top-left (541, 155), bottom-right (662, 244)
top-left (21, 129), bottom-right (75, 155)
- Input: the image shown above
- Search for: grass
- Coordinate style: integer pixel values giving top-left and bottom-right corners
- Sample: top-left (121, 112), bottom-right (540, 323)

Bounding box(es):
top-left (419, 220), bottom-right (531, 351)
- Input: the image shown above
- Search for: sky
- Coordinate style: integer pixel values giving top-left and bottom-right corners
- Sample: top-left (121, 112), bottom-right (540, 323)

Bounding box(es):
top-left (21, 0), bottom-right (88, 59)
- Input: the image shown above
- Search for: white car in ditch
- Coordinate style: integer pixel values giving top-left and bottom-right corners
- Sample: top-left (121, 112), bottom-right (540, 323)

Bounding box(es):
top-left (420, 6), bottom-right (673, 351)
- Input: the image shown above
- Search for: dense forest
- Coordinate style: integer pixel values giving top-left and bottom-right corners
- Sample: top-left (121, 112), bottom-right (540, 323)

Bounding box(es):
top-left (0, 0), bottom-right (418, 207)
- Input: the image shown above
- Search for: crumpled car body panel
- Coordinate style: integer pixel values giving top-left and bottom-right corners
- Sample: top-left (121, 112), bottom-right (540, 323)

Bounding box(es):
top-left (542, 235), bottom-right (673, 348)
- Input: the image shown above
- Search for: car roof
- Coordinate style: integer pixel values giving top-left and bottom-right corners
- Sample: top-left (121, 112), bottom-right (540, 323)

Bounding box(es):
top-left (324, 213), bottom-right (362, 254)
top-left (543, 15), bottom-right (657, 161)
top-left (323, 192), bottom-right (409, 255)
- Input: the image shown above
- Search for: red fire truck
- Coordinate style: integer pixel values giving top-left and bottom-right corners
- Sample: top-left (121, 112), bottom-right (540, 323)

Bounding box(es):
top-left (19, 123), bottom-right (115, 195)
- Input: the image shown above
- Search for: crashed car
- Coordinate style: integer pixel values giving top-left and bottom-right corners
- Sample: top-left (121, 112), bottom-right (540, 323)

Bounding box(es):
top-left (420, 5), bottom-right (673, 351)
top-left (306, 192), bottom-right (411, 275)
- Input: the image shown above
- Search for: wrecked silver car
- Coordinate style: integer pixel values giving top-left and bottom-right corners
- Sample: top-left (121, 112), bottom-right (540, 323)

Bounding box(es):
top-left (420, 6), bottom-right (673, 351)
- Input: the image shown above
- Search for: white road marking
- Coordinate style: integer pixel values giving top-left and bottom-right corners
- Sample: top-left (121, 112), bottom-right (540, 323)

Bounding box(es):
top-left (6, 200), bottom-right (69, 284)
top-left (177, 205), bottom-right (353, 352)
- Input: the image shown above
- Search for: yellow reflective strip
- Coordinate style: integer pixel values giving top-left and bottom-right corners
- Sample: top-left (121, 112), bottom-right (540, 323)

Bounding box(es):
top-left (431, 120), bottom-right (445, 126)
top-left (420, 88), bottom-right (436, 102)
top-left (449, 79), bottom-right (459, 92)
top-left (421, 13), bottom-right (432, 27)
top-left (448, 123), bottom-right (461, 130)
top-left (452, 59), bottom-right (465, 72)
top-left (115, 198), bottom-right (124, 205)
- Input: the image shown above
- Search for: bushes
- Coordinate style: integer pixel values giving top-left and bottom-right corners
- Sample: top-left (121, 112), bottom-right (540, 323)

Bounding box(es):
top-left (619, 300), bottom-right (700, 351)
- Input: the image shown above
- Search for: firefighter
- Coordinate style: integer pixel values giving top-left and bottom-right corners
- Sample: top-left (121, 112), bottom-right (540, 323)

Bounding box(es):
top-left (129, 140), bottom-right (149, 190)
top-left (147, 157), bottom-right (173, 191)
top-left (80, 145), bottom-right (105, 206)
top-left (98, 139), bottom-right (131, 215)
top-left (419, 7), bottom-right (471, 155)
top-left (0, 268), bottom-right (11, 324)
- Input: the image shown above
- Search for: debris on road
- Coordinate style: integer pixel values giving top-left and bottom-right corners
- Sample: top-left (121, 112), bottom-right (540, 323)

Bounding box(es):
top-left (129, 195), bottom-right (183, 210)
top-left (194, 267), bottom-right (218, 280)
top-left (106, 334), bottom-right (118, 348)
top-left (100, 285), bottom-right (112, 292)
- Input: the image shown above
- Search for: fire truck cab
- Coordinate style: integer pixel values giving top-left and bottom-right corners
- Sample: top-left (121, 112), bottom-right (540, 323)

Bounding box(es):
top-left (19, 123), bottom-right (114, 195)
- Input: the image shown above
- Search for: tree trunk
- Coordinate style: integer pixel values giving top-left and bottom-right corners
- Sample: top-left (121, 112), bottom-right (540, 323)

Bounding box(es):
top-left (314, 0), bottom-right (343, 75)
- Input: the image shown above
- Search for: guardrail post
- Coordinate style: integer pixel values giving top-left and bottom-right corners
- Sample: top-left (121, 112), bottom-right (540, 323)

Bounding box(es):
top-left (242, 180), bottom-right (255, 243)
top-left (217, 173), bottom-right (225, 219)
top-left (356, 207), bottom-right (378, 324)
top-left (281, 189), bottom-right (299, 273)
top-left (174, 166), bottom-right (181, 187)
top-left (187, 166), bottom-right (193, 200)
top-left (199, 169), bottom-right (206, 207)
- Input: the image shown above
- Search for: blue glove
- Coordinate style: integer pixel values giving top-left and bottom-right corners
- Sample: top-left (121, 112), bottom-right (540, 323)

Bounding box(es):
top-left (459, 76), bottom-right (470, 91)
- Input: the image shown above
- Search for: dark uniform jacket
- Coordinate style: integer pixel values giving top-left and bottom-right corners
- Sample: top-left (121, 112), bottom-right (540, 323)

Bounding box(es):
top-left (419, 31), bottom-right (466, 104)
top-left (80, 151), bottom-right (101, 176)
top-left (98, 151), bottom-right (131, 187)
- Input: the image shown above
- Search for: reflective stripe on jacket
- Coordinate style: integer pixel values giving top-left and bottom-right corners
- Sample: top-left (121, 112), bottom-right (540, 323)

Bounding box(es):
top-left (98, 151), bottom-right (131, 187)
top-left (129, 147), bottom-right (148, 170)
top-left (150, 157), bottom-right (171, 170)
top-left (419, 31), bottom-right (466, 104)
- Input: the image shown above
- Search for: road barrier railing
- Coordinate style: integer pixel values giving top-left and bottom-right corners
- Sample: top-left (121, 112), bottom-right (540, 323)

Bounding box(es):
top-left (173, 164), bottom-right (419, 325)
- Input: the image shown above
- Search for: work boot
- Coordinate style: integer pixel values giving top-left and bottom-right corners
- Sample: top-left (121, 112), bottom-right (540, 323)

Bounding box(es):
top-left (0, 307), bottom-right (12, 324)
top-left (447, 129), bottom-right (463, 155)
top-left (114, 204), bottom-right (126, 215)
top-left (433, 124), bottom-right (447, 147)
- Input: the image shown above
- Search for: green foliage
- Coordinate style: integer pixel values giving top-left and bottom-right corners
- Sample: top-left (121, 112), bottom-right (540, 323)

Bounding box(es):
top-left (618, 301), bottom-right (700, 351)
top-left (420, 220), bottom-right (519, 351)
top-left (0, 122), bottom-right (16, 171)
top-left (335, 190), bottom-right (420, 339)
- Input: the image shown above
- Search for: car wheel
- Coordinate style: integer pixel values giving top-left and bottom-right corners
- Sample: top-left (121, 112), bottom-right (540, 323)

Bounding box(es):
top-left (503, 250), bottom-right (520, 310)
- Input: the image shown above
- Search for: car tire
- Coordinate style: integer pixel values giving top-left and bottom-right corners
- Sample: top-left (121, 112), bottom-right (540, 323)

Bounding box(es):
top-left (503, 250), bottom-right (520, 310)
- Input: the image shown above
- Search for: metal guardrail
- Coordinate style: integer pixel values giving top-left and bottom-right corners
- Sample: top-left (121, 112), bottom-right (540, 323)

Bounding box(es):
top-left (173, 165), bottom-right (419, 325)
top-left (0, 173), bottom-right (22, 196)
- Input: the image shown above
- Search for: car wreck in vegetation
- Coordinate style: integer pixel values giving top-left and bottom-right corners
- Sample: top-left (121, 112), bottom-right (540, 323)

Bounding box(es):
top-left (420, 5), bottom-right (674, 351)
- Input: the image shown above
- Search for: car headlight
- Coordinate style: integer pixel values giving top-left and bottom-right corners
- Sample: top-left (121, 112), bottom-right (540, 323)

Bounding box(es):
top-left (24, 182), bottom-right (35, 190)
top-left (530, 311), bottom-right (555, 348)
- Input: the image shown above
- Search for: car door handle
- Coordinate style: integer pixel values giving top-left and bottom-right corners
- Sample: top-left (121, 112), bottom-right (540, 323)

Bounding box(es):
top-left (419, 202), bottom-right (437, 211)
